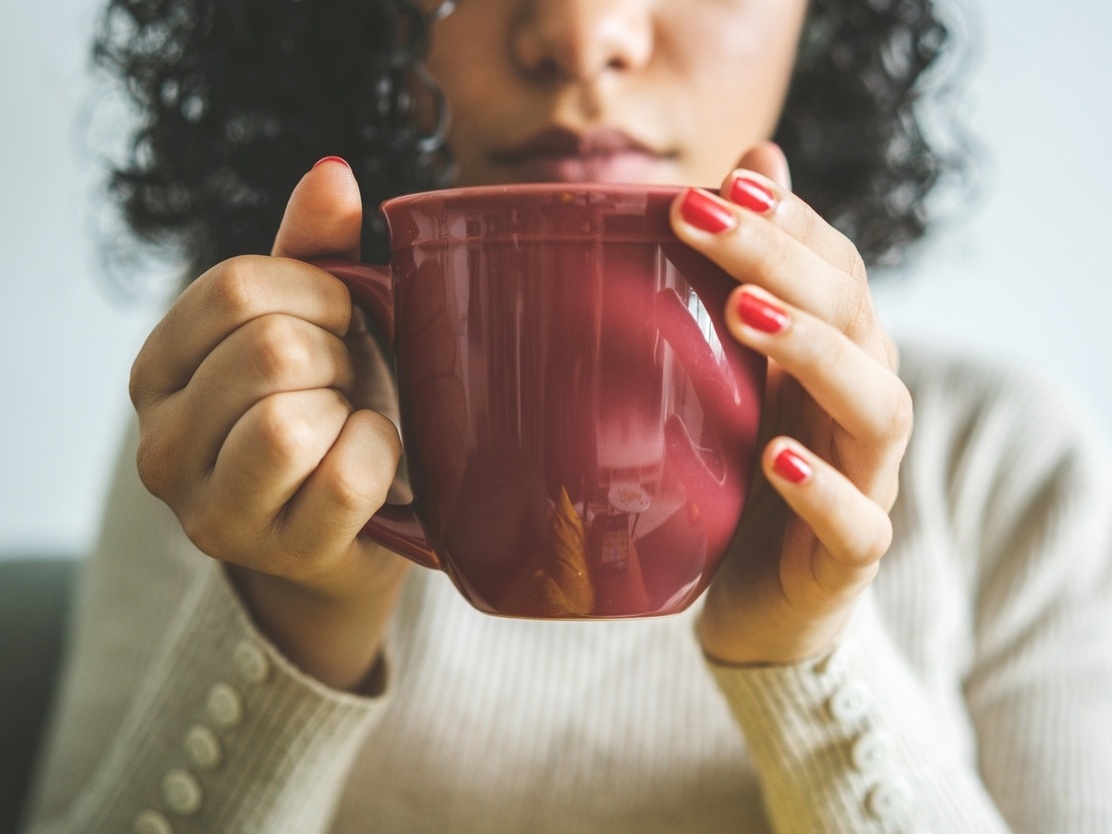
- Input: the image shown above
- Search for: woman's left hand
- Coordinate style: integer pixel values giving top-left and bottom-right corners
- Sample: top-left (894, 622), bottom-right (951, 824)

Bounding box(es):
top-left (670, 142), bottom-right (913, 666)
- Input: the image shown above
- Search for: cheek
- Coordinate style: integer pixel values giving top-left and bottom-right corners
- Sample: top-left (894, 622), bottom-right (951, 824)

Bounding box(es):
top-left (425, 5), bottom-right (519, 92)
top-left (424, 21), bottom-right (512, 153)
top-left (663, 6), bottom-right (804, 162)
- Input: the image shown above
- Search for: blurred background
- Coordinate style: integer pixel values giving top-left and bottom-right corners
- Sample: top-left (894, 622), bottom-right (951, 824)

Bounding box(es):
top-left (2, 0), bottom-right (1111, 561)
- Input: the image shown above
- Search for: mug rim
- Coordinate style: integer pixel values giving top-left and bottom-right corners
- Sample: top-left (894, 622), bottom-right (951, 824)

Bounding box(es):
top-left (381, 181), bottom-right (688, 210)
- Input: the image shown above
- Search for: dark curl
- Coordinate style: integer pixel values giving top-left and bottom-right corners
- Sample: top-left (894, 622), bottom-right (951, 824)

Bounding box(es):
top-left (93, 0), bottom-right (963, 275)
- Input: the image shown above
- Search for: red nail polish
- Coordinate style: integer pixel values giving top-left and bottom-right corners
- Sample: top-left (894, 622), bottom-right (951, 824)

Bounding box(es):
top-left (728, 176), bottom-right (776, 214)
top-left (679, 188), bottom-right (736, 234)
top-left (737, 291), bottom-right (789, 334)
top-left (773, 447), bottom-right (812, 484)
top-left (313, 156), bottom-right (351, 170)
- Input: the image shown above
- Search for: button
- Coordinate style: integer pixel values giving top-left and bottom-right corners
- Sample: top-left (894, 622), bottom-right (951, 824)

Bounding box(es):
top-left (234, 640), bottom-right (270, 684)
top-left (851, 728), bottom-right (892, 773)
top-left (161, 769), bottom-right (203, 816)
top-left (134, 809), bottom-right (174, 834)
top-left (828, 680), bottom-right (872, 725)
top-left (206, 682), bottom-right (243, 728)
top-left (184, 724), bottom-right (223, 770)
top-left (813, 639), bottom-right (855, 677)
top-left (867, 780), bottom-right (912, 822)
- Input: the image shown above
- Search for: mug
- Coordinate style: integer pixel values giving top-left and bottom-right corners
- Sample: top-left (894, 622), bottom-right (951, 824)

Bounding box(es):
top-left (317, 183), bottom-right (764, 619)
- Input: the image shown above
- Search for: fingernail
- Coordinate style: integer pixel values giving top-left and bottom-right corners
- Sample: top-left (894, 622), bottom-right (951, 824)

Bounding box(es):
top-left (679, 188), bottom-right (737, 234)
top-left (737, 290), bottom-right (789, 334)
top-left (728, 175), bottom-right (776, 214)
top-left (313, 156), bottom-right (351, 170)
top-left (773, 447), bottom-right (812, 484)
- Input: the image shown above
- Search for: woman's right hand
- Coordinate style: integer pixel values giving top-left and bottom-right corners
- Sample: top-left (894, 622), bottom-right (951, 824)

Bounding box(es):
top-left (129, 158), bottom-right (410, 693)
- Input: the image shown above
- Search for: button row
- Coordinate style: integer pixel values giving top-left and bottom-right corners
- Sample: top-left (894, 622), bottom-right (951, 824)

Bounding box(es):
top-left (814, 643), bottom-right (920, 828)
top-left (132, 639), bottom-right (271, 834)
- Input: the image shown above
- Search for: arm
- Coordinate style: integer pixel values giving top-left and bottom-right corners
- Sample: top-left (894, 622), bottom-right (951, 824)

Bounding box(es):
top-left (708, 596), bottom-right (1013, 833)
top-left (705, 354), bottom-right (1112, 833)
top-left (23, 159), bottom-right (410, 833)
top-left (21, 422), bottom-right (395, 834)
top-left (664, 141), bottom-right (1079, 832)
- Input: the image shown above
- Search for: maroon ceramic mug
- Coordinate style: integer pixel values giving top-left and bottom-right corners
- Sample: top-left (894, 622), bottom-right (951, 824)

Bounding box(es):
top-left (316, 183), bottom-right (764, 619)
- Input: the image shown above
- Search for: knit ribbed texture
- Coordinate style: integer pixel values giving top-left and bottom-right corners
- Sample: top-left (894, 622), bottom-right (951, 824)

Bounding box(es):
top-left (32, 565), bottom-right (384, 834)
top-left (22, 344), bottom-right (1112, 833)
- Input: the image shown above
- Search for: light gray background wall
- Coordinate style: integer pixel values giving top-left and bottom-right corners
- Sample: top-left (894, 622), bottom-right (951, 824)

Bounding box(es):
top-left (2, 0), bottom-right (1110, 558)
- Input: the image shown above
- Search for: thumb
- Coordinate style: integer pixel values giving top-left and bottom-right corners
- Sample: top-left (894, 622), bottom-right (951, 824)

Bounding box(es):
top-left (272, 156), bottom-right (363, 261)
top-left (734, 141), bottom-right (792, 191)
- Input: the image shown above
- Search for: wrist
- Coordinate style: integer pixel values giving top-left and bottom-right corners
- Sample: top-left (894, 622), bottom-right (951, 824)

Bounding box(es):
top-left (695, 603), bottom-right (853, 668)
top-left (226, 555), bottom-right (410, 693)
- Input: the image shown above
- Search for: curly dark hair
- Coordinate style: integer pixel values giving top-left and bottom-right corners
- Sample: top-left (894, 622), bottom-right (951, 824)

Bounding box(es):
top-left (92, 0), bottom-right (963, 275)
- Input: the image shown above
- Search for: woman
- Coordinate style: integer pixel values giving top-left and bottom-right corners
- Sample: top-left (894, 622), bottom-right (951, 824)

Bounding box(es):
top-left (23, 0), bottom-right (1112, 832)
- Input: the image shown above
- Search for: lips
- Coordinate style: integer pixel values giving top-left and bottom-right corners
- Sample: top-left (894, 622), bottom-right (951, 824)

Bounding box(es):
top-left (492, 126), bottom-right (674, 183)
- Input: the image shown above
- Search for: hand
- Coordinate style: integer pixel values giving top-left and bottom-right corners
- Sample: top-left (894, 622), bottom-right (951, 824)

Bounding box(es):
top-left (670, 143), bottom-right (912, 666)
top-left (130, 158), bottom-right (410, 691)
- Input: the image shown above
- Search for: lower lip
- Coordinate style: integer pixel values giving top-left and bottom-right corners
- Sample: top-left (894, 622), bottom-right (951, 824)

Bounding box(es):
top-left (504, 151), bottom-right (669, 184)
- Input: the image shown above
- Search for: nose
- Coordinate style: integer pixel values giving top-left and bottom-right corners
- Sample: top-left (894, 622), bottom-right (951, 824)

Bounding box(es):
top-left (510, 0), bottom-right (654, 83)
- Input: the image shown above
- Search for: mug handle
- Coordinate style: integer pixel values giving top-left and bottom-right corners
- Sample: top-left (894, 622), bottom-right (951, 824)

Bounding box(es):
top-left (311, 259), bottom-right (442, 571)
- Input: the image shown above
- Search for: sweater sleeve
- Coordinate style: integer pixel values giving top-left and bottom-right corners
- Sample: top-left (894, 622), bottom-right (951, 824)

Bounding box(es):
top-left (703, 349), bottom-right (1112, 834)
top-left (706, 594), bottom-right (1013, 834)
top-left (22, 421), bottom-right (393, 834)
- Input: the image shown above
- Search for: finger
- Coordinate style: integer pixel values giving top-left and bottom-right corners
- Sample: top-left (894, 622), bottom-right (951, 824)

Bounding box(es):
top-left (763, 438), bottom-right (893, 604)
top-left (279, 409), bottom-right (402, 576)
top-left (724, 146), bottom-right (867, 287)
top-left (670, 188), bottom-right (870, 342)
top-left (192, 388), bottom-right (352, 562)
top-left (671, 187), bottom-right (854, 329)
top-left (168, 314), bottom-right (356, 476)
top-left (733, 140), bottom-right (792, 191)
top-left (132, 257), bottom-right (353, 404)
top-left (272, 156), bottom-right (363, 261)
top-left (725, 285), bottom-right (913, 452)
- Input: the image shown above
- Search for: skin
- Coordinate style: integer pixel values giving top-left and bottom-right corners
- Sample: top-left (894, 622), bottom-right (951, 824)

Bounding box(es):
top-left (129, 0), bottom-right (912, 690)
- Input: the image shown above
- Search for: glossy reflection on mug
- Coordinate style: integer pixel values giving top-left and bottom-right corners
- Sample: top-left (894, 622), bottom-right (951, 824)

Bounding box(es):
top-left (319, 184), bottom-right (765, 619)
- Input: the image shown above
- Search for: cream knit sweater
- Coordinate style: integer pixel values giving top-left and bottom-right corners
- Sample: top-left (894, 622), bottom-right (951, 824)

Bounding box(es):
top-left (23, 345), bottom-right (1112, 834)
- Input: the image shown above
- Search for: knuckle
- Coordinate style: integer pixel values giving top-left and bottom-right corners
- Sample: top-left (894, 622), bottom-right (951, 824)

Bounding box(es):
top-left (208, 256), bottom-right (267, 321)
top-left (325, 455), bottom-right (387, 516)
top-left (328, 413), bottom-right (402, 513)
top-left (254, 397), bottom-right (316, 466)
top-left (249, 317), bottom-right (312, 387)
top-left (135, 425), bottom-right (179, 500)
top-left (179, 504), bottom-right (232, 560)
top-left (846, 247), bottom-right (869, 285)
top-left (862, 511), bottom-right (894, 565)
top-left (134, 433), bottom-right (167, 497)
top-left (796, 319), bottom-right (845, 377)
top-left (835, 281), bottom-right (874, 338)
top-left (761, 224), bottom-right (796, 283)
top-left (735, 218), bottom-right (789, 284)
top-left (128, 352), bottom-right (152, 408)
top-left (365, 409), bottom-right (404, 460)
